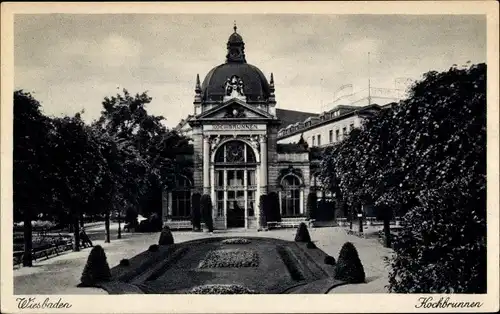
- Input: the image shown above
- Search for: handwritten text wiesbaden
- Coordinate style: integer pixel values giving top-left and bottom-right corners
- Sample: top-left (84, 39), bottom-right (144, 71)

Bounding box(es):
top-left (17, 297), bottom-right (72, 309)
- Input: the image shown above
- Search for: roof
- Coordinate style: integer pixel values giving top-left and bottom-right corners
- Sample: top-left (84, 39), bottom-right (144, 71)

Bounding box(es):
top-left (276, 108), bottom-right (319, 128)
top-left (277, 143), bottom-right (309, 154)
top-left (174, 115), bottom-right (194, 130)
top-left (201, 63), bottom-right (270, 102)
top-left (277, 104), bottom-right (384, 139)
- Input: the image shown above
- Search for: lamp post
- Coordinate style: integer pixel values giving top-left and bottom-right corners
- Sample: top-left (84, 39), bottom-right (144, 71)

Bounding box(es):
top-left (358, 204), bottom-right (364, 233)
top-left (117, 209), bottom-right (122, 239)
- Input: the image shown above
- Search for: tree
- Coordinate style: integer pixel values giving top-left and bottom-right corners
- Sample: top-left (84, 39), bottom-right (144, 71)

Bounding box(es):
top-left (94, 89), bottom-right (190, 230)
top-left (386, 63), bottom-right (486, 293)
top-left (49, 114), bottom-right (104, 251)
top-left (319, 63), bottom-right (486, 292)
top-left (14, 91), bottom-right (51, 266)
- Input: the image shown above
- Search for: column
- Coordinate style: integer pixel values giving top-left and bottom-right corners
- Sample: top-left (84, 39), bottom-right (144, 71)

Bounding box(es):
top-left (255, 165), bottom-right (261, 227)
top-left (161, 189), bottom-right (169, 222)
top-left (299, 189), bottom-right (304, 215)
top-left (203, 135), bottom-right (210, 194)
top-left (168, 191), bottom-right (173, 220)
top-left (223, 169), bottom-right (228, 229)
top-left (278, 191), bottom-right (282, 216)
top-left (210, 165), bottom-right (216, 225)
top-left (259, 135), bottom-right (268, 193)
top-left (258, 135), bottom-right (268, 229)
top-left (244, 170), bottom-right (248, 229)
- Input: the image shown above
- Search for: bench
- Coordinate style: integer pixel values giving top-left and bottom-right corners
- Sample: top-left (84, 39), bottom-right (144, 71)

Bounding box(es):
top-left (278, 218), bottom-right (309, 228)
top-left (164, 220), bottom-right (192, 230)
top-left (336, 217), bottom-right (348, 226)
top-left (13, 241), bottom-right (74, 265)
top-left (267, 221), bottom-right (281, 229)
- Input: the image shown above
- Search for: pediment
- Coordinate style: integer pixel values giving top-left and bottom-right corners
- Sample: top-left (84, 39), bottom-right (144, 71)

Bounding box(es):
top-left (197, 99), bottom-right (273, 120)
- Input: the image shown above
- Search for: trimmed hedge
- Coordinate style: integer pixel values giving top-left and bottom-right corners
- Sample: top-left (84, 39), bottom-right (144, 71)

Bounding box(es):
top-left (200, 194), bottom-right (214, 232)
top-left (306, 241), bottom-right (317, 249)
top-left (158, 225), bottom-right (174, 245)
top-left (324, 255), bottom-right (336, 265)
top-left (191, 193), bottom-right (202, 231)
top-left (258, 194), bottom-right (268, 229)
top-left (79, 245), bottom-right (111, 287)
top-left (119, 259), bottom-right (130, 266)
top-left (148, 244), bottom-right (159, 252)
top-left (306, 192), bottom-right (318, 220)
top-left (294, 222), bottom-right (311, 243)
top-left (334, 242), bottom-right (365, 284)
top-left (267, 192), bottom-right (281, 222)
top-left (276, 245), bottom-right (305, 281)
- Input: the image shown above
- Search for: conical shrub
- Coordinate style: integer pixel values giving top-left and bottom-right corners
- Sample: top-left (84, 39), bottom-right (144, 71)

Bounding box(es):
top-left (334, 242), bottom-right (365, 283)
top-left (191, 193), bottom-right (202, 231)
top-left (324, 255), bottom-right (336, 265)
top-left (79, 245), bottom-right (111, 287)
top-left (158, 225), bottom-right (174, 245)
top-left (201, 194), bottom-right (214, 232)
top-left (294, 222), bottom-right (311, 242)
top-left (306, 241), bottom-right (317, 249)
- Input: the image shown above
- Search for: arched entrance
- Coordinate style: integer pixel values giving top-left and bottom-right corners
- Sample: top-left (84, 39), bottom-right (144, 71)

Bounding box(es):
top-left (214, 140), bottom-right (257, 228)
top-left (280, 174), bottom-right (304, 217)
top-left (171, 176), bottom-right (192, 220)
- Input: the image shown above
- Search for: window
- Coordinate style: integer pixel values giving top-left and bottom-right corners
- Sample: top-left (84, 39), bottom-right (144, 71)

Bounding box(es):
top-left (216, 171), bottom-right (224, 188)
top-left (227, 170), bottom-right (244, 187)
top-left (329, 130), bottom-right (333, 143)
top-left (342, 127), bottom-right (347, 138)
top-left (350, 123), bottom-right (355, 132)
top-left (172, 176), bottom-right (191, 218)
top-left (281, 175), bottom-right (301, 217)
top-left (317, 134), bottom-right (321, 146)
top-left (247, 190), bottom-right (255, 217)
top-left (214, 140), bottom-right (256, 163)
top-left (312, 136), bottom-right (315, 146)
top-left (247, 170), bottom-right (256, 187)
top-left (216, 191), bottom-right (224, 217)
top-left (335, 129), bottom-right (340, 142)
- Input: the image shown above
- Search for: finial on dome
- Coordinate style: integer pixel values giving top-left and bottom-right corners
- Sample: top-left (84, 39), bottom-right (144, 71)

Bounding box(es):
top-left (270, 72), bottom-right (274, 85)
top-left (233, 21), bottom-right (237, 33)
top-left (195, 74), bottom-right (201, 93)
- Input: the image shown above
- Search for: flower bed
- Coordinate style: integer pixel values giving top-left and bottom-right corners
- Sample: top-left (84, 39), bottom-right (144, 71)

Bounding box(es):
top-left (188, 284), bottom-right (258, 294)
top-left (221, 238), bottom-right (251, 245)
top-left (198, 249), bottom-right (259, 268)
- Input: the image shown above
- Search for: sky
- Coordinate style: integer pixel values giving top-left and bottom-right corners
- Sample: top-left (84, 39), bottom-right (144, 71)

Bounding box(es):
top-left (14, 14), bottom-right (486, 127)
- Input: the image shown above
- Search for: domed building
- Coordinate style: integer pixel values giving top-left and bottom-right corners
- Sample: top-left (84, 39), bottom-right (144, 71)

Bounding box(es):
top-left (164, 25), bottom-right (386, 230)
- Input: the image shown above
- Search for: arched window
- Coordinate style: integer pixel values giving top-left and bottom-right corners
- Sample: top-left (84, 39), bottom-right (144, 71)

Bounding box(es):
top-left (281, 175), bottom-right (301, 217)
top-left (172, 176), bottom-right (191, 219)
top-left (214, 140), bottom-right (256, 164)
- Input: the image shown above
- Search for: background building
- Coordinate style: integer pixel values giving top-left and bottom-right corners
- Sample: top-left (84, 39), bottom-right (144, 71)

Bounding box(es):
top-left (165, 26), bottom-right (403, 229)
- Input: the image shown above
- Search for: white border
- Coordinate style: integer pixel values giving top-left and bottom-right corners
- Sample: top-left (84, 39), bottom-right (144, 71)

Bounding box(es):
top-left (1, 2), bottom-right (499, 313)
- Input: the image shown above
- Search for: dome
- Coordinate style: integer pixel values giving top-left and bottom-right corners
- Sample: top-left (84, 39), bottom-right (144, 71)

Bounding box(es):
top-left (200, 24), bottom-right (271, 102)
top-left (201, 63), bottom-right (270, 102)
top-left (228, 32), bottom-right (243, 44)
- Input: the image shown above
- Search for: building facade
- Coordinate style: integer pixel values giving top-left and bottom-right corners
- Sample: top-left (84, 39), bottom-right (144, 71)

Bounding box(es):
top-left (163, 26), bottom-right (394, 229)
